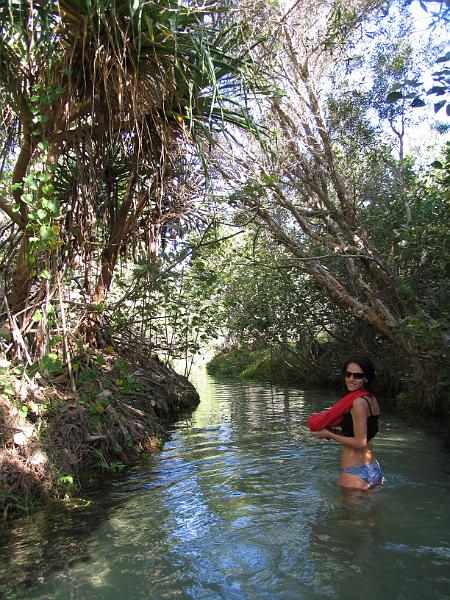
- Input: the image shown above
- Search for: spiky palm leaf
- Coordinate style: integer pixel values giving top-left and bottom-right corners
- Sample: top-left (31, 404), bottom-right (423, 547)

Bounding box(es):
top-left (0, 0), bottom-right (261, 321)
top-left (0, 0), bottom-right (255, 148)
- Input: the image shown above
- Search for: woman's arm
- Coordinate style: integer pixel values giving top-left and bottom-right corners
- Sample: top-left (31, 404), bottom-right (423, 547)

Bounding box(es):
top-left (311, 398), bottom-right (368, 449)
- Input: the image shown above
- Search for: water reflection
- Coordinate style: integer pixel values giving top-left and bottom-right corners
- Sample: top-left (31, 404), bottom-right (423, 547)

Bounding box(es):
top-left (1, 368), bottom-right (449, 600)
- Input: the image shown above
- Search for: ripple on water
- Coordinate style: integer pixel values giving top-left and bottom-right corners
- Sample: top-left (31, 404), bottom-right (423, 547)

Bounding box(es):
top-left (1, 373), bottom-right (450, 600)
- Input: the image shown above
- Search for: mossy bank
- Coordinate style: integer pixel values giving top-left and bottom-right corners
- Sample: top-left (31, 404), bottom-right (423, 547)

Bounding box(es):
top-left (207, 345), bottom-right (323, 385)
top-left (0, 350), bottom-right (198, 521)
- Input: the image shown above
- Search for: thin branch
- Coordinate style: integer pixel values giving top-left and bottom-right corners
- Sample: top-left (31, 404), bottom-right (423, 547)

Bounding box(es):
top-left (0, 195), bottom-right (26, 229)
top-left (57, 272), bottom-right (77, 397)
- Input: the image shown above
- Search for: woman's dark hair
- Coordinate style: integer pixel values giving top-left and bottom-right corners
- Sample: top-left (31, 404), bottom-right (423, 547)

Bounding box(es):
top-left (342, 354), bottom-right (376, 390)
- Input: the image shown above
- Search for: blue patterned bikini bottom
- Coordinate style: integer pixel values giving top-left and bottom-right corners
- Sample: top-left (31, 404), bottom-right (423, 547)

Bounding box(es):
top-left (340, 460), bottom-right (383, 487)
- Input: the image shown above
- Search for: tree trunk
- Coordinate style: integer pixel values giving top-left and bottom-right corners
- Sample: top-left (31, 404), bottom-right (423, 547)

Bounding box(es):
top-left (6, 138), bottom-right (34, 318)
top-left (7, 236), bottom-right (33, 318)
top-left (83, 176), bottom-right (154, 345)
top-left (410, 357), bottom-right (447, 415)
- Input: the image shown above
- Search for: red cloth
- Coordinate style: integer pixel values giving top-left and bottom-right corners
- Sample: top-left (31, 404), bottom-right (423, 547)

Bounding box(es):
top-left (308, 389), bottom-right (369, 432)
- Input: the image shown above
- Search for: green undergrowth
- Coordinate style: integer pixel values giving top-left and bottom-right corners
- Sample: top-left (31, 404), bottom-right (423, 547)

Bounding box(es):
top-left (0, 351), bottom-right (199, 522)
top-left (207, 346), bottom-right (303, 382)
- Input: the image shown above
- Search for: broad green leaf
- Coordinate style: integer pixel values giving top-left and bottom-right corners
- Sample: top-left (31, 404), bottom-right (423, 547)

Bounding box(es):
top-left (386, 91), bottom-right (404, 103)
top-left (434, 99), bottom-right (446, 113)
top-left (42, 198), bottom-right (59, 213)
top-left (21, 193), bottom-right (34, 203)
top-left (39, 224), bottom-right (52, 240)
top-left (32, 310), bottom-right (43, 323)
top-left (42, 184), bottom-right (55, 195)
top-left (41, 353), bottom-right (62, 373)
top-left (411, 97), bottom-right (425, 107)
top-left (427, 85), bottom-right (446, 96)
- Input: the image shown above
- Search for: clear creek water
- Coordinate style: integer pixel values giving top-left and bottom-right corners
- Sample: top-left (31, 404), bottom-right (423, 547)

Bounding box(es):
top-left (1, 368), bottom-right (450, 599)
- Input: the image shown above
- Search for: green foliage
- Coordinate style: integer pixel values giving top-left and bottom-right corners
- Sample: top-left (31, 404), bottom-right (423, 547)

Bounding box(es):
top-left (106, 225), bottom-right (235, 368)
top-left (76, 366), bottom-right (99, 384)
top-left (0, 360), bottom-right (16, 399)
top-left (207, 346), bottom-right (269, 379)
top-left (40, 353), bottom-right (63, 375)
top-left (387, 50), bottom-right (450, 116)
top-left (93, 449), bottom-right (125, 474)
top-left (0, 0), bottom-right (265, 369)
top-left (58, 475), bottom-right (74, 488)
top-left (367, 14), bottom-right (427, 135)
top-left (0, 0), bottom-right (448, 428)
top-left (208, 346), bottom-right (261, 377)
top-left (0, 487), bottom-right (28, 521)
top-left (208, 344), bottom-right (312, 382)
top-left (383, 0), bottom-right (450, 117)
top-left (395, 390), bottom-right (420, 411)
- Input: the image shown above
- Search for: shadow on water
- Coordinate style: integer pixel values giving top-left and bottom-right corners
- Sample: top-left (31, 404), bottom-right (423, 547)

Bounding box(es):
top-left (0, 483), bottom-right (119, 595)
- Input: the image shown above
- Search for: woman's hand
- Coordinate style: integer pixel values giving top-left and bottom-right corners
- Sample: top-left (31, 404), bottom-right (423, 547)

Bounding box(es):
top-left (311, 429), bottom-right (332, 439)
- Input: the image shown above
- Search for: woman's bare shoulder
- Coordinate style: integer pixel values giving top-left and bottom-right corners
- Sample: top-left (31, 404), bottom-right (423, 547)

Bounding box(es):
top-left (353, 394), bottom-right (378, 409)
top-left (354, 393), bottom-right (380, 415)
top-left (352, 396), bottom-right (369, 410)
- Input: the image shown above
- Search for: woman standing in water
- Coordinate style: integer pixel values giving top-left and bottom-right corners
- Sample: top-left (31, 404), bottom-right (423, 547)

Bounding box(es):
top-left (309, 355), bottom-right (383, 490)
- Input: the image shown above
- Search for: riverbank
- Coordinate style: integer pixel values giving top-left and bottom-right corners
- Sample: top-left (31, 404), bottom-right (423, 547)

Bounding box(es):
top-left (0, 349), bottom-right (199, 521)
top-left (206, 344), bottom-right (351, 389)
top-left (207, 344), bottom-right (450, 442)
top-left (207, 346), bottom-right (309, 384)
top-left (207, 343), bottom-right (411, 393)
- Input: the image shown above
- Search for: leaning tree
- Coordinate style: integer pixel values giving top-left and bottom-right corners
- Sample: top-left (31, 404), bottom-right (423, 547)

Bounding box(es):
top-left (213, 0), bottom-right (450, 412)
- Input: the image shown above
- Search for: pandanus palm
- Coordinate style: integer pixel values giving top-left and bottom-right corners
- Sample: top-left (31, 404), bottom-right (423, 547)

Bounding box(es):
top-left (0, 0), bottom-right (256, 343)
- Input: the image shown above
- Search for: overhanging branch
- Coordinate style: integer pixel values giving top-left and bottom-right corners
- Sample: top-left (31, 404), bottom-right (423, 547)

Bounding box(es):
top-left (0, 195), bottom-right (26, 229)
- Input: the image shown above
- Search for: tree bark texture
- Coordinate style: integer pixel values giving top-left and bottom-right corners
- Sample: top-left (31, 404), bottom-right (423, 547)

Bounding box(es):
top-left (214, 31), bottom-right (449, 410)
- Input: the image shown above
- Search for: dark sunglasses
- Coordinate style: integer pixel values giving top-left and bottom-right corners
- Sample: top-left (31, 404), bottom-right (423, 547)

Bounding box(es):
top-left (344, 371), bottom-right (365, 380)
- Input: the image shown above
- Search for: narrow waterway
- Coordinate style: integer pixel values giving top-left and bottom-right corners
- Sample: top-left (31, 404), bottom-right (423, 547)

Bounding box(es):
top-left (1, 368), bottom-right (450, 600)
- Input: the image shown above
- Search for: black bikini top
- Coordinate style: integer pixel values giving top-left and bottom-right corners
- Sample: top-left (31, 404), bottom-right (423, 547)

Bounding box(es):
top-left (341, 396), bottom-right (379, 441)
